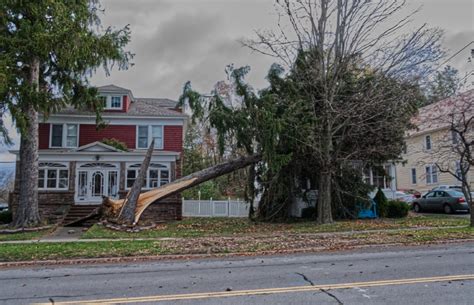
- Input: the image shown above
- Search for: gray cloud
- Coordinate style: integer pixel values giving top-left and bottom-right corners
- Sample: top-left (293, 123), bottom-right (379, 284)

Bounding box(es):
top-left (1, 0), bottom-right (473, 157)
top-left (92, 0), bottom-right (473, 99)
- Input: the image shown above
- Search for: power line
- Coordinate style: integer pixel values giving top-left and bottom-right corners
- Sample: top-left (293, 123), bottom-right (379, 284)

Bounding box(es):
top-left (435, 40), bottom-right (474, 71)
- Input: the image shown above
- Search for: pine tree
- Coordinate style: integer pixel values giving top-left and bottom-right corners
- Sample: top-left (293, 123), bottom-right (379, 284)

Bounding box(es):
top-left (0, 0), bottom-right (132, 227)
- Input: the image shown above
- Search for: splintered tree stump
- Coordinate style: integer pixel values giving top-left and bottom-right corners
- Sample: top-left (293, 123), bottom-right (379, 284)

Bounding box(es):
top-left (117, 140), bottom-right (155, 225)
top-left (101, 154), bottom-right (261, 224)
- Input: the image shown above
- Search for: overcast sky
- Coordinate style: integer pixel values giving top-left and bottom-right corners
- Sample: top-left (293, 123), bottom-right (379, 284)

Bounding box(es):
top-left (1, 0), bottom-right (473, 161)
top-left (92, 0), bottom-right (474, 98)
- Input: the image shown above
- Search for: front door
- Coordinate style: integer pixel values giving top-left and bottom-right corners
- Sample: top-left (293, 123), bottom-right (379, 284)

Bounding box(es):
top-left (91, 171), bottom-right (105, 200)
top-left (75, 164), bottom-right (119, 204)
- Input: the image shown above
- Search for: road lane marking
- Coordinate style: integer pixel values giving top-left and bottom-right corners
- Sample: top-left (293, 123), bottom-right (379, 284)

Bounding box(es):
top-left (35, 274), bottom-right (474, 304)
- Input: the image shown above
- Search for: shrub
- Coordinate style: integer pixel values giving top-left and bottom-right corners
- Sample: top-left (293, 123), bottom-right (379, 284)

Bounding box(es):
top-left (0, 210), bottom-right (12, 224)
top-left (101, 138), bottom-right (128, 151)
top-left (301, 207), bottom-right (316, 219)
top-left (374, 188), bottom-right (388, 218)
top-left (386, 200), bottom-right (409, 218)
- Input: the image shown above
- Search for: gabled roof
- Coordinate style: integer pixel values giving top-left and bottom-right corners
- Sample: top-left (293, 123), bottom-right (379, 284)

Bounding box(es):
top-left (55, 99), bottom-right (186, 118)
top-left (97, 84), bottom-right (131, 93)
top-left (136, 97), bottom-right (178, 108)
top-left (76, 141), bottom-right (124, 153)
top-left (409, 89), bottom-right (474, 136)
top-left (97, 84), bottom-right (134, 100)
top-left (53, 83), bottom-right (187, 118)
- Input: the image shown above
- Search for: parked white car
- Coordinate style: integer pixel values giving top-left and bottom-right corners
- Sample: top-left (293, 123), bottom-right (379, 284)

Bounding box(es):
top-left (382, 190), bottom-right (416, 203)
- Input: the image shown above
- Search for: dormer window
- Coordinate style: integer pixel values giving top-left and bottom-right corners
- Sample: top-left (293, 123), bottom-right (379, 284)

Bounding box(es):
top-left (102, 95), bottom-right (123, 110)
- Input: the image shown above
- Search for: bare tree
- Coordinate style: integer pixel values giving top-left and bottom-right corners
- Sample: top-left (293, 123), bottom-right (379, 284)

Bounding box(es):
top-left (244, 0), bottom-right (443, 223)
top-left (429, 91), bottom-right (474, 226)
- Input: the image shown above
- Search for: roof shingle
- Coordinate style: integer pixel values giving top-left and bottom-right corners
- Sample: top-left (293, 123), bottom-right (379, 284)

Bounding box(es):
top-left (409, 89), bottom-right (474, 136)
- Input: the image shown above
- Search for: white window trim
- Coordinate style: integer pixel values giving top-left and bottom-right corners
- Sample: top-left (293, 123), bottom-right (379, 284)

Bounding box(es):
top-left (102, 95), bottom-right (123, 110)
top-left (424, 134), bottom-right (432, 151)
top-left (125, 163), bottom-right (170, 190)
top-left (38, 163), bottom-right (69, 191)
top-left (425, 164), bottom-right (438, 185)
top-left (136, 125), bottom-right (164, 150)
top-left (49, 123), bottom-right (79, 148)
top-left (362, 165), bottom-right (394, 190)
top-left (411, 168), bottom-right (417, 185)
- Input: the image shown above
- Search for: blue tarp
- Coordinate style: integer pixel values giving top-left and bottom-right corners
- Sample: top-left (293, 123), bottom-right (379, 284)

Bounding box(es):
top-left (357, 199), bottom-right (377, 219)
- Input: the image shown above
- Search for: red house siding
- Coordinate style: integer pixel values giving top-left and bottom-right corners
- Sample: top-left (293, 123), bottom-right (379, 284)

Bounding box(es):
top-left (164, 126), bottom-right (183, 152)
top-left (79, 125), bottom-right (136, 148)
top-left (39, 123), bottom-right (50, 149)
top-left (123, 95), bottom-right (130, 112)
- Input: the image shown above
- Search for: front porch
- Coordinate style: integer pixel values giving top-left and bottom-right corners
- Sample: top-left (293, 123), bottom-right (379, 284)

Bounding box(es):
top-left (9, 142), bottom-right (183, 224)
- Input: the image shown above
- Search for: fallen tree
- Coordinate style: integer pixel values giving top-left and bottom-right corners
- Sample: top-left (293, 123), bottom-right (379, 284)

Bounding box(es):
top-left (101, 154), bottom-right (262, 225)
top-left (117, 140), bottom-right (155, 225)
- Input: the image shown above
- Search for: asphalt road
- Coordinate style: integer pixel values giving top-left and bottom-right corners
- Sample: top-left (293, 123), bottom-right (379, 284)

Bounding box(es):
top-left (0, 243), bottom-right (473, 305)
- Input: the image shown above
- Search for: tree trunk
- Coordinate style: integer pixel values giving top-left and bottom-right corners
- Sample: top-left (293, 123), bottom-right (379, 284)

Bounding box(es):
top-left (471, 202), bottom-right (474, 228)
top-left (316, 113), bottom-right (334, 225)
top-left (317, 170), bottom-right (333, 224)
top-left (13, 57), bottom-right (41, 228)
top-left (117, 140), bottom-right (154, 225)
top-left (102, 154), bottom-right (262, 224)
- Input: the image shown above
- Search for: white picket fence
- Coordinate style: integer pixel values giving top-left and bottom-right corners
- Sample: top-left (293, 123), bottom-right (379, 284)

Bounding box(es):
top-left (182, 199), bottom-right (251, 217)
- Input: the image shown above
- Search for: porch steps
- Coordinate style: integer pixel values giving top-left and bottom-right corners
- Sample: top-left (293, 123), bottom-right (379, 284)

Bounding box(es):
top-left (63, 205), bottom-right (101, 227)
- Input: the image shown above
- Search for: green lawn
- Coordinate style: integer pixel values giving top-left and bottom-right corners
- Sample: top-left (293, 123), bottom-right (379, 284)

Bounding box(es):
top-left (0, 214), bottom-right (470, 262)
top-left (82, 214), bottom-right (469, 240)
top-left (0, 240), bottom-right (165, 262)
top-left (1, 226), bottom-right (472, 262)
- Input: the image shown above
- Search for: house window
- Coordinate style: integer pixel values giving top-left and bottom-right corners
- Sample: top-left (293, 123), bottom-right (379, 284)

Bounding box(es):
top-left (38, 163), bottom-right (69, 190)
top-left (455, 161), bottom-right (462, 179)
top-left (111, 96), bottom-right (122, 108)
top-left (372, 165), bottom-right (392, 189)
top-left (102, 95), bottom-right (123, 109)
top-left (126, 163), bottom-right (170, 189)
top-left (425, 165), bottom-right (438, 184)
top-left (363, 165), bottom-right (392, 189)
top-left (452, 130), bottom-right (459, 144)
top-left (50, 124), bottom-right (78, 148)
top-left (411, 168), bottom-right (417, 184)
top-left (137, 126), bottom-right (148, 148)
top-left (66, 124), bottom-right (78, 147)
top-left (51, 124), bottom-right (63, 147)
top-left (151, 126), bottom-right (163, 149)
top-left (425, 135), bottom-right (432, 151)
top-left (136, 125), bottom-right (164, 149)
top-left (126, 169), bottom-right (138, 188)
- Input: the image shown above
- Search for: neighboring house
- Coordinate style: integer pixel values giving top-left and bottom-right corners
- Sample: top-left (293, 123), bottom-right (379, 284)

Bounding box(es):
top-left (9, 85), bottom-right (187, 223)
top-left (396, 90), bottom-right (474, 193)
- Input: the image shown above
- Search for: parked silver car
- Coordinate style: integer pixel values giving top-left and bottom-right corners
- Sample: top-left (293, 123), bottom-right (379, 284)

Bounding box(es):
top-left (412, 190), bottom-right (470, 214)
top-left (432, 185), bottom-right (462, 192)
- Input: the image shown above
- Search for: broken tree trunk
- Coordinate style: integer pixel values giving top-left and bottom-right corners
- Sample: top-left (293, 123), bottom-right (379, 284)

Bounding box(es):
top-left (117, 140), bottom-right (154, 225)
top-left (102, 154), bottom-right (262, 224)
